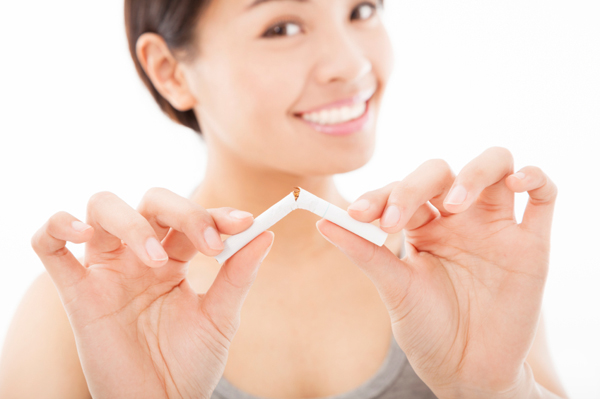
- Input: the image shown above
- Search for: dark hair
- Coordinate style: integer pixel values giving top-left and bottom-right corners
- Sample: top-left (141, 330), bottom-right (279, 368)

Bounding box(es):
top-left (125, 0), bottom-right (211, 134)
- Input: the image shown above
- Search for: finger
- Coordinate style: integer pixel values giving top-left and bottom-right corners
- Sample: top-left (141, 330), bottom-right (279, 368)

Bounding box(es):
top-left (316, 219), bottom-right (413, 318)
top-left (350, 194), bottom-right (439, 233)
top-left (443, 146), bottom-right (514, 214)
top-left (86, 191), bottom-right (169, 268)
top-left (403, 202), bottom-right (440, 231)
top-left (348, 159), bottom-right (455, 234)
top-left (31, 212), bottom-right (92, 294)
top-left (201, 231), bottom-right (275, 339)
top-left (162, 207), bottom-right (255, 263)
top-left (346, 181), bottom-right (397, 223)
top-left (505, 166), bottom-right (558, 238)
top-left (137, 188), bottom-right (255, 262)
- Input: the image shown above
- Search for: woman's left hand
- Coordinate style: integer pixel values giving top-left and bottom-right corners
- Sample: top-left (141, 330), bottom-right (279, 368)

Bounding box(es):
top-left (316, 147), bottom-right (558, 398)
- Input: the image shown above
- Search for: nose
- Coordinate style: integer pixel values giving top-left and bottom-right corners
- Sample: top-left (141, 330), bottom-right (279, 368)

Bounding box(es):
top-left (313, 24), bottom-right (373, 85)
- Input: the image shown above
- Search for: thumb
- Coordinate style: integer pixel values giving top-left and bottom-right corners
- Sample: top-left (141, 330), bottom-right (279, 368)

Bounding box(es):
top-left (201, 231), bottom-right (274, 336)
top-left (316, 219), bottom-right (412, 316)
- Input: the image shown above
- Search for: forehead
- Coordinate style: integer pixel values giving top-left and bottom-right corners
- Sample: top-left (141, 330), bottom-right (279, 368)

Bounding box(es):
top-left (200, 0), bottom-right (382, 26)
top-left (200, 0), bottom-right (308, 24)
top-left (246, 0), bottom-right (308, 10)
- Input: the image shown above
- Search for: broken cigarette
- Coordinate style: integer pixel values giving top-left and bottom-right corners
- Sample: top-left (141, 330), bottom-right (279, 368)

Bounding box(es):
top-left (214, 187), bottom-right (388, 264)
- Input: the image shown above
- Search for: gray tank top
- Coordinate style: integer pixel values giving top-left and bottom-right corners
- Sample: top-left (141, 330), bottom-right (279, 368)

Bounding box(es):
top-left (211, 333), bottom-right (437, 399)
top-left (211, 239), bottom-right (437, 399)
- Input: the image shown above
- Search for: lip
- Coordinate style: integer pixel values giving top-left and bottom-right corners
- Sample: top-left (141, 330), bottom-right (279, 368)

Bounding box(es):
top-left (294, 87), bottom-right (377, 116)
top-left (296, 97), bottom-right (373, 136)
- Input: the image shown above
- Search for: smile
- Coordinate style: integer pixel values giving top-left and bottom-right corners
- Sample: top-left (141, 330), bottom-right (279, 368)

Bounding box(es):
top-left (300, 101), bottom-right (368, 125)
top-left (295, 98), bottom-right (372, 136)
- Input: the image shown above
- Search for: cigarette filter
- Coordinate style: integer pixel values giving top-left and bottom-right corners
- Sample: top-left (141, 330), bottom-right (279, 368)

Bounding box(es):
top-left (214, 187), bottom-right (388, 264)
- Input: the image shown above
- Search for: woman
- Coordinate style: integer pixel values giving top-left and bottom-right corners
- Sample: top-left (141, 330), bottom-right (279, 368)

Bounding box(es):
top-left (0, 0), bottom-right (568, 397)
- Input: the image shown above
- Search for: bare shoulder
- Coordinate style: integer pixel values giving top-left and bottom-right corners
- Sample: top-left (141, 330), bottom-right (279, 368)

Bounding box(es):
top-left (0, 270), bottom-right (91, 399)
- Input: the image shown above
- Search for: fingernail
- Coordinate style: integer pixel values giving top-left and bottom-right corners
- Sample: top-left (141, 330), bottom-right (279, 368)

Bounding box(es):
top-left (145, 237), bottom-right (168, 261)
top-left (204, 227), bottom-right (224, 251)
top-left (380, 205), bottom-right (401, 228)
top-left (316, 221), bottom-right (337, 248)
top-left (513, 172), bottom-right (526, 180)
top-left (230, 210), bottom-right (253, 219)
top-left (348, 199), bottom-right (371, 212)
top-left (72, 221), bottom-right (92, 232)
top-left (445, 185), bottom-right (468, 205)
top-left (259, 239), bottom-right (275, 263)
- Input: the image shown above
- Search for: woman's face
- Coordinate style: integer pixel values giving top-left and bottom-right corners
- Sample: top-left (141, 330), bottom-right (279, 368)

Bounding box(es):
top-left (183, 0), bottom-right (394, 176)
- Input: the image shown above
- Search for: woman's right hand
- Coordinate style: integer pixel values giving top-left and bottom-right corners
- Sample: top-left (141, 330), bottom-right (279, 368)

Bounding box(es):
top-left (31, 188), bottom-right (274, 399)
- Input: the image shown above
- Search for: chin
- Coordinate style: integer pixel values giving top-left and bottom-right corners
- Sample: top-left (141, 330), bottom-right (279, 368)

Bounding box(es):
top-left (313, 145), bottom-right (376, 175)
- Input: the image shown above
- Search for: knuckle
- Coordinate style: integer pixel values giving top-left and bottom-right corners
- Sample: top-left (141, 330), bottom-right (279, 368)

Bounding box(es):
top-left (546, 176), bottom-right (559, 200)
top-left (489, 146), bottom-right (514, 164)
top-left (145, 187), bottom-right (170, 200)
top-left (30, 221), bottom-right (62, 256)
top-left (428, 158), bottom-right (454, 183)
top-left (394, 182), bottom-right (419, 202)
top-left (384, 180), bottom-right (402, 190)
top-left (529, 166), bottom-right (557, 192)
top-left (87, 191), bottom-right (116, 209)
top-left (138, 187), bottom-right (169, 210)
top-left (184, 208), bottom-right (210, 232)
top-left (552, 183), bottom-right (559, 199)
top-left (122, 216), bottom-right (149, 236)
top-left (527, 166), bottom-right (558, 204)
top-left (532, 166), bottom-right (545, 176)
top-left (47, 211), bottom-right (71, 228)
top-left (105, 206), bottom-right (147, 236)
top-left (46, 212), bottom-right (60, 227)
top-left (426, 158), bottom-right (451, 172)
top-left (380, 180), bottom-right (400, 194)
top-left (45, 212), bottom-right (69, 239)
top-left (30, 228), bottom-right (45, 252)
top-left (469, 165), bottom-right (487, 182)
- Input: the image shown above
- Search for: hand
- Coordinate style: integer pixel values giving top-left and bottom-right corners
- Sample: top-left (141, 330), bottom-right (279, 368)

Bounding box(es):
top-left (31, 188), bottom-right (274, 399)
top-left (316, 147), bottom-right (558, 398)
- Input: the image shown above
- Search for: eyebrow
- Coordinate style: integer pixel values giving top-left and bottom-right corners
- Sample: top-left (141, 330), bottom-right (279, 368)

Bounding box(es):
top-left (246, 0), bottom-right (309, 11)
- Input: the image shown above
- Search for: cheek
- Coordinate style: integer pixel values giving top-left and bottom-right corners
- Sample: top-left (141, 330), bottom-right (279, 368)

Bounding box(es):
top-left (204, 56), bottom-right (301, 159)
top-left (240, 50), bottom-right (306, 114)
top-left (372, 28), bottom-right (395, 85)
top-left (228, 50), bottom-right (306, 137)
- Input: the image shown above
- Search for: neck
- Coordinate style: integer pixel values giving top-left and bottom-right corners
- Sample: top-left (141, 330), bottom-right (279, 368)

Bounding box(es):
top-left (190, 146), bottom-right (352, 264)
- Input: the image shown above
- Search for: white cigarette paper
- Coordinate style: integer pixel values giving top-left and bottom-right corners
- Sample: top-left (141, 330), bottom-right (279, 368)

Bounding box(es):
top-left (214, 187), bottom-right (388, 264)
top-left (294, 188), bottom-right (388, 247)
top-left (214, 192), bottom-right (297, 264)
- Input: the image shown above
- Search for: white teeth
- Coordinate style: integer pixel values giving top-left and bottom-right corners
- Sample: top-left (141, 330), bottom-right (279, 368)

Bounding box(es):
top-left (301, 101), bottom-right (367, 125)
top-left (318, 109), bottom-right (330, 124)
top-left (340, 106), bottom-right (351, 121)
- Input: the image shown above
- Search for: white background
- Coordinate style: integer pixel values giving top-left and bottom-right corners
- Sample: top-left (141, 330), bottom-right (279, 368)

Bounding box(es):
top-left (1, 0), bottom-right (599, 397)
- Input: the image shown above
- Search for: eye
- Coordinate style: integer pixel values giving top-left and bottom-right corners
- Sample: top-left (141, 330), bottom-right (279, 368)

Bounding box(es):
top-left (262, 20), bottom-right (302, 38)
top-left (351, 2), bottom-right (378, 21)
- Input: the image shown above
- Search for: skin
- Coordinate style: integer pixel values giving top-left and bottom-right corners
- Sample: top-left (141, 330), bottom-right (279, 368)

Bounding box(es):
top-left (319, 152), bottom-right (564, 398)
top-left (0, 0), bottom-right (569, 398)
